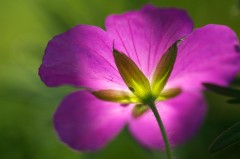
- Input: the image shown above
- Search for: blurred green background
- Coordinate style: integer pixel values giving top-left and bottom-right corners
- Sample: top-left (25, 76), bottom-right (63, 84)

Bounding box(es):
top-left (0, 0), bottom-right (240, 158)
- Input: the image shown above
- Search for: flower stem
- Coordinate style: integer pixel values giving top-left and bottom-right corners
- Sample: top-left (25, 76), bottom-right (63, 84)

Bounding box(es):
top-left (148, 102), bottom-right (173, 159)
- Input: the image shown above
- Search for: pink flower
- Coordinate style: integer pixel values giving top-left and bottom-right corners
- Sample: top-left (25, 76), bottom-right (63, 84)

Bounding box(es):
top-left (39, 4), bottom-right (240, 151)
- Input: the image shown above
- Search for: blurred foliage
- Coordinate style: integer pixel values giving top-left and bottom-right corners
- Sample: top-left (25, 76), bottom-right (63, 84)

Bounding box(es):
top-left (203, 83), bottom-right (240, 153)
top-left (0, 0), bottom-right (240, 159)
top-left (209, 121), bottom-right (240, 154)
top-left (203, 83), bottom-right (240, 104)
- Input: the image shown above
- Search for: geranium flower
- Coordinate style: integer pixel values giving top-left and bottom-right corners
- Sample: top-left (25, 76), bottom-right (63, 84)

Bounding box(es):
top-left (39, 4), bottom-right (240, 151)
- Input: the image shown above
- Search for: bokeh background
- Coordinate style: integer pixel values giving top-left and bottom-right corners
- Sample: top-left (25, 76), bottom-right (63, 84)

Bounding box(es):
top-left (0, 0), bottom-right (240, 158)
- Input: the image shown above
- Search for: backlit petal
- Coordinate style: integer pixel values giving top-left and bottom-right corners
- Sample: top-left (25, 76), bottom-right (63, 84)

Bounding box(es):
top-left (129, 92), bottom-right (206, 149)
top-left (39, 25), bottom-right (127, 90)
top-left (169, 24), bottom-right (240, 90)
top-left (105, 4), bottom-right (193, 77)
top-left (54, 91), bottom-right (132, 151)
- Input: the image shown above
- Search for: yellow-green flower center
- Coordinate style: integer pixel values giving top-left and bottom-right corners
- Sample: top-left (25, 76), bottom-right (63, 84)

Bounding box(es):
top-left (92, 41), bottom-right (181, 117)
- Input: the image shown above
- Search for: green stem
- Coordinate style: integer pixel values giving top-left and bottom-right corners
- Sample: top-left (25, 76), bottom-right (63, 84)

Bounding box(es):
top-left (148, 102), bottom-right (173, 159)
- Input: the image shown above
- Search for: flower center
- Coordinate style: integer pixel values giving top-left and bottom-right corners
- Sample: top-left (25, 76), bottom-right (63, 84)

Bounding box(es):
top-left (92, 41), bottom-right (181, 117)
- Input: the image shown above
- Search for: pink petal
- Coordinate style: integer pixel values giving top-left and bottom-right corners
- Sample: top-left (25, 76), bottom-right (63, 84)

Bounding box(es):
top-left (129, 92), bottom-right (206, 149)
top-left (39, 25), bottom-right (127, 90)
top-left (169, 24), bottom-right (240, 90)
top-left (54, 91), bottom-right (132, 151)
top-left (105, 4), bottom-right (193, 77)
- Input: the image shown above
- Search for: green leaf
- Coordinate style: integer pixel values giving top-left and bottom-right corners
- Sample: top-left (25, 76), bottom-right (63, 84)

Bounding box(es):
top-left (151, 42), bottom-right (178, 97)
top-left (209, 121), bottom-right (240, 153)
top-left (227, 98), bottom-right (240, 104)
top-left (92, 89), bottom-right (139, 103)
top-left (132, 104), bottom-right (149, 118)
top-left (157, 87), bottom-right (181, 101)
top-left (203, 83), bottom-right (240, 98)
top-left (113, 50), bottom-right (151, 100)
top-left (232, 77), bottom-right (240, 86)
